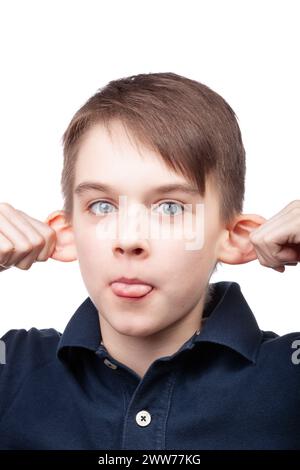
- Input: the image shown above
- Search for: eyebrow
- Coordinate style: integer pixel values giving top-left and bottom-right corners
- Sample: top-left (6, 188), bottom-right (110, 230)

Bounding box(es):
top-left (74, 181), bottom-right (200, 197)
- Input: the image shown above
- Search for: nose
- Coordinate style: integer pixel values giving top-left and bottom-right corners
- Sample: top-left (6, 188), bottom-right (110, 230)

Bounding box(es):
top-left (113, 240), bottom-right (149, 258)
top-left (112, 203), bottom-right (150, 258)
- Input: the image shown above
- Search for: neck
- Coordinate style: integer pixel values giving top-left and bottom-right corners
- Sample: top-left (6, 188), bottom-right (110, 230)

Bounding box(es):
top-left (98, 296), bottom-right (206, 380)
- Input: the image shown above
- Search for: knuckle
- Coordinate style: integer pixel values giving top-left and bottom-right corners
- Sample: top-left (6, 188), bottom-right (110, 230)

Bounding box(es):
top-left (33, 236), bottom-right (45, 249)
top-left (0, 242), bottom-right (14, 255)
top-left (259, 259), bottom-right (269, 267)
top-left (18, 242), bottom-right (33, 255)
top-left (288, 200), bottom-right (300, 208)
top-left (262, 234), bottom-right (273, 244)
top-left (249, 232), bottom-right (261, 244)
top-left (46, 226), bottom-right (57, 240)
top-left (290, 205), bottom-right (300, 216)
top-left (0, 202), bottom-right (15, 214)
top-left (0, 202), bottom-right (13, 211)
top-left (249, 232), bottom-right (258, 242)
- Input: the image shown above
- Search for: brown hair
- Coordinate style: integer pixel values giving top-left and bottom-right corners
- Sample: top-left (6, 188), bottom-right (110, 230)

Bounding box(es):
top-left (61, 72), bottom-right (246, 227)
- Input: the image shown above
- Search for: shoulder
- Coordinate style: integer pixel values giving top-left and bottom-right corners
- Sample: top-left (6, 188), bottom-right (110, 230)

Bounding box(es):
top-left (260, 329), bottom-right (300, 350)
top-left (258, 329), bottom-right (300, 382)
top-left (0, 327), bottom-right (62, 423)
top-left (1, 327), bottom-right (61, 371)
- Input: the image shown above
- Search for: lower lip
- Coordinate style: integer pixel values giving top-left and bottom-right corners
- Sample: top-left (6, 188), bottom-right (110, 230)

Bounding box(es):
top-left (110, 285), bottom-right (155, 301)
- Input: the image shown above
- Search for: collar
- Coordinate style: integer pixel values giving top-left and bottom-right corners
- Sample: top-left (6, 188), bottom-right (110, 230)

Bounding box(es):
top-left (56, 281), bottom-right (263, 364)
top-left (194, 281), bottom-right (263, 363)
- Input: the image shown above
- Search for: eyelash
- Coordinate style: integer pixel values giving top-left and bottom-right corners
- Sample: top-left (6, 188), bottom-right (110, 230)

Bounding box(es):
top-left (86, 199), bottom-right (186, 216)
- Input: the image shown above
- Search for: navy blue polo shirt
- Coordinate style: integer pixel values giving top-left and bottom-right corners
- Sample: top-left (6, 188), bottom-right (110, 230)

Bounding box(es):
top-left (0, 281), bottom-right (300, 450)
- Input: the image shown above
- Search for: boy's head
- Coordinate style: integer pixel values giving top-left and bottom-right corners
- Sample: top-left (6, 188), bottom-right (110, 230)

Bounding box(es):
top-left (61, 72), bottom-right (247, 227)
top-left (46, 72), bottom-right (265, 337)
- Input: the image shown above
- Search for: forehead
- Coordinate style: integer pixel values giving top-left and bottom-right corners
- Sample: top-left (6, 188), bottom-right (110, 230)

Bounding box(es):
top-left (74, 122), bottom-right (220, 215)
top-left (72, 124), bottom-right (222, 232)
top-left (75, 122), bottom-right (193, 188)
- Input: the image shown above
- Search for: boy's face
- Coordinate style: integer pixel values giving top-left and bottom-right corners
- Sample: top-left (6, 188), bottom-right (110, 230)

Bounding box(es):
top-left (64, 120), bottom-right (226, 337)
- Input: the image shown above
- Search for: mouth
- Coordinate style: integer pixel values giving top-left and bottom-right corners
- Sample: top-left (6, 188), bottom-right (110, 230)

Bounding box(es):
top-left (110, 278), bottom-right (155, 300)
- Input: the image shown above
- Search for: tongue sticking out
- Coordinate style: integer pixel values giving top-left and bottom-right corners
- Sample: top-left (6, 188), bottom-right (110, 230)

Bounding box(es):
top-left (111, 282), bottom-right (153, 298)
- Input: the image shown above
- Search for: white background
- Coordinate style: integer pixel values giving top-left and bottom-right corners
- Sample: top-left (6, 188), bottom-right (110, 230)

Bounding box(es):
top-left (0, 0), bottom-right (299, 336)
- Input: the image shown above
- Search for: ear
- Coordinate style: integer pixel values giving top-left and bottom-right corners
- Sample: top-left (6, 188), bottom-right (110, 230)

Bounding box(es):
top-left (44, 210), bottom-right (77, 262)
top-left (216, 213), bottom-right (267, 265)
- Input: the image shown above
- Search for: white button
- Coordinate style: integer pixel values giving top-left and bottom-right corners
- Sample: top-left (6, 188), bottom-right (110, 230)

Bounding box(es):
top-left (104, 358), bottom-right (118, 370)
top-left (196, 329), bottom-right (200, 335)
top-left (136, 410), bottom-right (151, 427)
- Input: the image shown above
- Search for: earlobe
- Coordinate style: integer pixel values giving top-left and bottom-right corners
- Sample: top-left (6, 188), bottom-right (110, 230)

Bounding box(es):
top-left (217, 214), bottom-right (267, 265)
top-left (44, 210), bottom-right (77, 262)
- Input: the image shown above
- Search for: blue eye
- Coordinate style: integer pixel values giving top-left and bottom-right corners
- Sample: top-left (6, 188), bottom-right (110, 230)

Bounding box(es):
top-left (155, 201), bottom-right (184, 216)
top-left (87, 200), bottom-right (185, 216)
top-left (88, 201), bottom-right (116, 215)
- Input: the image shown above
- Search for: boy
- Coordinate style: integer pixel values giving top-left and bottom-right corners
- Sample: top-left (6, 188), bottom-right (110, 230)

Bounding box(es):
top-left (0, 72), bottom-right (299, 450)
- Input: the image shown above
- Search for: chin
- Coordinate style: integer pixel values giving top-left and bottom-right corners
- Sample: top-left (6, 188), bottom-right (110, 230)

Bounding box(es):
top-left (110, 316), bottom-right (164, 338)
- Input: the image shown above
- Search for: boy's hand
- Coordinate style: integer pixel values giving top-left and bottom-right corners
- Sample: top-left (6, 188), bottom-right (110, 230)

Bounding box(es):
top-left (249, 200), bottom-right (300, 273)
top-left (0, 203), bottom-right (57, 272)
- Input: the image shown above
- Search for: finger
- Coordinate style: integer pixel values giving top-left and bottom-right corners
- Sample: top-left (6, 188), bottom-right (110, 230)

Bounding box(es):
top-left (271, 262), bottom-right (298, 273)
top-left (250, 217), bottom-right (300, 267)
top-left (251, 209), bottom-right (300, 243)
top-left (250, 203), bottom-right (300, 244)
top-left (254, 249), bottom-right (274, 270)
top-left (272, 266), bottom-right (285, 273)
top-left (257, 201), bottom-right (300, 229)
top-left (0, 231), bottom-right (15, 271)
top-left (0, 213), bottom-right (45, 270)
top-left (16, 210), bottom-right (57, 260)
top-left (8, 213), bottom-right (51, 269)
top-left (0, 212), bottom-right (40, 267)
top-left (253, 243), bottom-right (292, 271)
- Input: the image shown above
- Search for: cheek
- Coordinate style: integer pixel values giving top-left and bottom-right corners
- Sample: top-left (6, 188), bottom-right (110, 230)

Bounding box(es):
top-left (170, 253), bottom-right (211, 311)
top-left (155, 240), bottom-right (211, 292)
top-left (74, 229), bottom-right (95, 260)
top-left (73, 225), bottom-right (111, 278)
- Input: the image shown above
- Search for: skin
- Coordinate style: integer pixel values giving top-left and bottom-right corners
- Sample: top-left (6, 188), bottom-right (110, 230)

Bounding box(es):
top-left (45, 120), bottom-right (269, 379)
